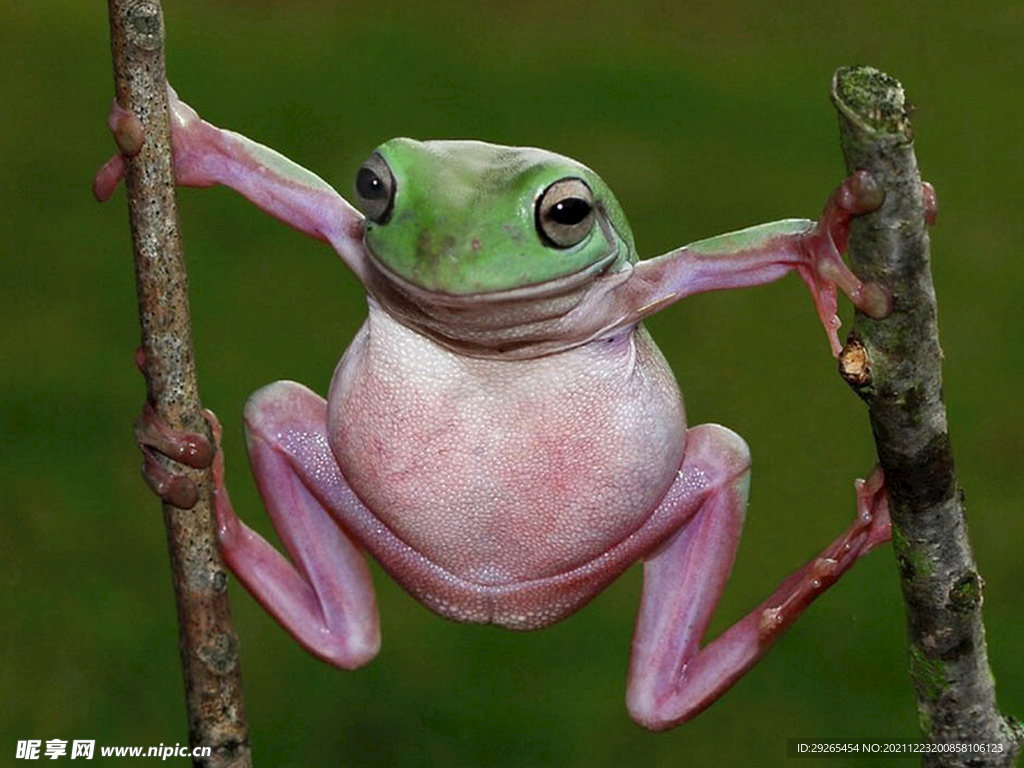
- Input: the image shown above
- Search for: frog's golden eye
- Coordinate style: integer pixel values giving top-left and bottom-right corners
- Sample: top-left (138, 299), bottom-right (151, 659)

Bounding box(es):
top-left (535, 178), bottom-right (595, 248)
top-left (355, 152), bottom-right (396, 224)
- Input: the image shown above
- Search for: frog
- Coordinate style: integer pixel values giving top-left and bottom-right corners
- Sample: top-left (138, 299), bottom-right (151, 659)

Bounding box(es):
top-left (96, 88), bottom-right (894, 731)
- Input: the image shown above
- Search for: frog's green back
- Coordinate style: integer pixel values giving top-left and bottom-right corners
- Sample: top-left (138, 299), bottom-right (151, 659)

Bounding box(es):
top-left (360, 138), bottom-right (636, 294)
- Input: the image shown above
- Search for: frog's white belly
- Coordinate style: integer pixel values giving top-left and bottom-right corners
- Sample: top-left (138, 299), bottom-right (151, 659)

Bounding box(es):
top-left (327, 305), bottom-right (686, 585)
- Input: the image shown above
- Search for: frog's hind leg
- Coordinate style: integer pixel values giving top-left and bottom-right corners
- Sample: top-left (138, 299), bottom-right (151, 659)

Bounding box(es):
top-left (214, 380), bottom-right (380, 669)
top-left (626, 424), bottom-right (890, 731)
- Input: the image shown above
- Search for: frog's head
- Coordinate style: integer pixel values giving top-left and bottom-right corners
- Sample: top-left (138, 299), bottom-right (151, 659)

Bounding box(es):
top-left (353, 138), bottom-right (636, 295)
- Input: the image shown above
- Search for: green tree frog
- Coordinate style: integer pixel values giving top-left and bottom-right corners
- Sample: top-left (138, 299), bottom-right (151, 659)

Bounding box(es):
top-left (97, 88), bottom-right (894, 731)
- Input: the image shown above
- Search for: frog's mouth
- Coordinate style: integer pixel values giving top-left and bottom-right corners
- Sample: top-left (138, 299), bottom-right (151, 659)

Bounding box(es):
top-left (362, 211), bottom-right (634, 360)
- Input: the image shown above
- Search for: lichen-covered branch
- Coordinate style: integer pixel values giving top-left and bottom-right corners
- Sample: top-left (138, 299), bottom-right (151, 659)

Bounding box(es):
top-left (106, 2), bottom-right (250, 765)
top-left (832, 65), bottom-right (1022, 767)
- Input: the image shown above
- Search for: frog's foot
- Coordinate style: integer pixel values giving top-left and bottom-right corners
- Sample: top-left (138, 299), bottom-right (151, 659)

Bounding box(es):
top-left (93, 86), bottom-right (217, 202)
top-left (756, 465), bottom-right (890, 640)
top-left (93, 101), bottom-right (143, 201)
top-left (135, 400), bottom-right (216, 509)
top-left (797, 171), bottom-right (889, 355)
top-left (798, 174), bottom-right (939, 355)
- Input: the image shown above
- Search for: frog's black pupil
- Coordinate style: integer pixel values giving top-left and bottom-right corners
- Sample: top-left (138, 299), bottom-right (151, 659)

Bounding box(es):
top-left (551, 197), bottom-right (591, 225)
top-left (356, 167), bottom-right (385, 199)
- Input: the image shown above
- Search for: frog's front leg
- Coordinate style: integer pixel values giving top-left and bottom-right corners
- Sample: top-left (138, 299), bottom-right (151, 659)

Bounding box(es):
top-left (607, 172), bottom-right (891, 356)
top-left (627, 425), bottom-right (891, 731)
top-left (211, 383), bottom-right (380, 668)
top-left (94, 88), bottom-right (367, 278)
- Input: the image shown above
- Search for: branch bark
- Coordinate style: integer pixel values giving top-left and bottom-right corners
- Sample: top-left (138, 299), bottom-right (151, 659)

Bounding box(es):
top-left (106, 2), bottom-right (250, 766)
top-left (832, 65), bottom-right (1022, 767)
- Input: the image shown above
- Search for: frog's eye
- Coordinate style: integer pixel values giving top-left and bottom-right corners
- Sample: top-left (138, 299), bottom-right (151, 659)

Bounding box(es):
top-left (355, 153), bottom-right (396, 224)
top-left (535, 178), bottom-right (595, 248)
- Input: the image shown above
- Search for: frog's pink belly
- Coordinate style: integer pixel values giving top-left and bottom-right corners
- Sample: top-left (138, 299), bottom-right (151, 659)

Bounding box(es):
top-left (328, 312), bottom-right (686, 587)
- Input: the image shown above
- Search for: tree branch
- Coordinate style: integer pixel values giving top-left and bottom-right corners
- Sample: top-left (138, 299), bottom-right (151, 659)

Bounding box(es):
top-left (106, 2), bottom-right (250, 765)
top-left (832, 65), bottom-right (1022, 767)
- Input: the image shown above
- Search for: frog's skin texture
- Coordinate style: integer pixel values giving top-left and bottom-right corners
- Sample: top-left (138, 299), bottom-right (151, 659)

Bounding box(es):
top-left (100, 90), bottom-right (893, 731)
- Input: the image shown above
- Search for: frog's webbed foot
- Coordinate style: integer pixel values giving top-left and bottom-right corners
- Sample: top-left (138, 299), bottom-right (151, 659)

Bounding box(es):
top-left (797, 173), bottom-right (938, 355)
top-left (93, 101), bottom-right (143, 201)
top-left (135, 400), bottom-right (217, 510)
top-left (93, 86), bottom-right (218, 202)
top-left (756, 465), bottom-right (890, 640)
top-left (132, 345), bottom-right (215, 509)
top-left (795, 171), bottom-right (889, 355)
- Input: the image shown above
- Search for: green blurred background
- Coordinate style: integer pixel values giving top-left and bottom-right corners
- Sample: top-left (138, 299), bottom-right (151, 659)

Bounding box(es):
top-left (4, 1), bottom-right (1021, 765)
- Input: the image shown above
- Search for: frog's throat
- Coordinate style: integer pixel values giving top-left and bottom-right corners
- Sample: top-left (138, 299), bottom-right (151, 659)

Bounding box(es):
top-left (363, 215), bottom-right (632, 360)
